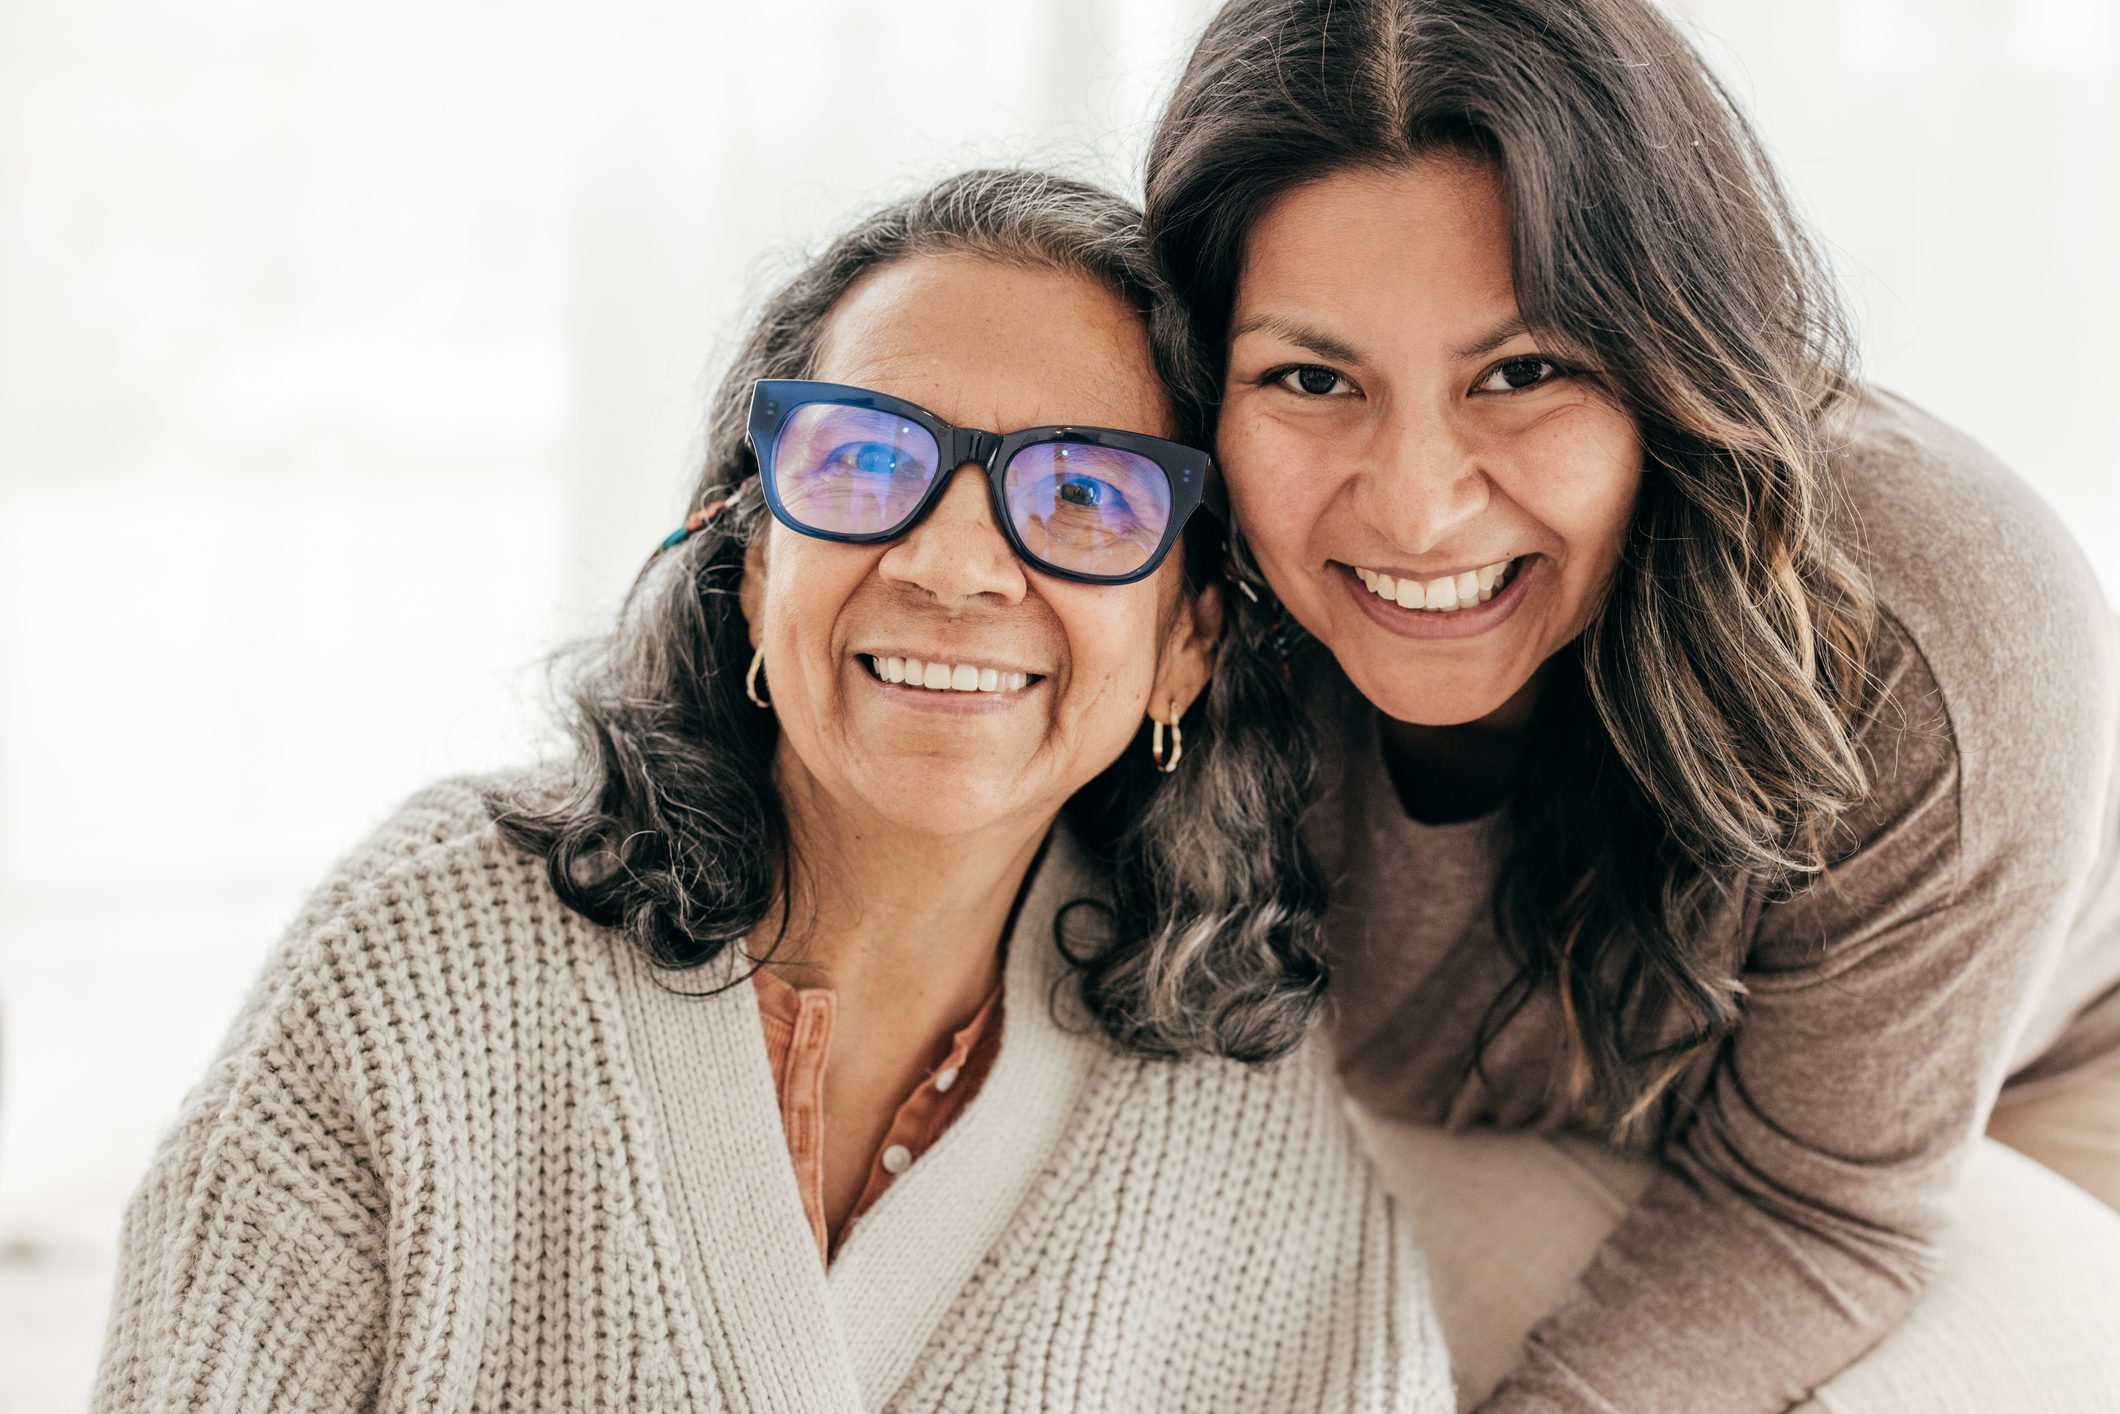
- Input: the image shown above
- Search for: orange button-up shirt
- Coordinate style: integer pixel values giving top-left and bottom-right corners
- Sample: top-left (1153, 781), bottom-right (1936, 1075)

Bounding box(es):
top-left (751, 968), bottom-right (1003, 1263)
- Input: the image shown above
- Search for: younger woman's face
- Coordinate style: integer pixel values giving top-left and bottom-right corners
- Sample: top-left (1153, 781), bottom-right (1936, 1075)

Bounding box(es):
top-left (741, 253), bottom-right (1218, 845)
top-left (1219, 157), bottom-right (1642, 727)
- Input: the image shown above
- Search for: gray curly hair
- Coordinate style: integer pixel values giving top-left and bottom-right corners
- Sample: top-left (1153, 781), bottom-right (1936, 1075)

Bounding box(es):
top-left (486, 167), bottom-right (1327, 1062)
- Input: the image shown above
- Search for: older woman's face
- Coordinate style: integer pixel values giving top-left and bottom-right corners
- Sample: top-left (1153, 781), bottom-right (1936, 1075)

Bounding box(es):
top-left (1219, 158), bottom-right (1642, 727)
top-left (742, 253), bottom-right (1216, 842)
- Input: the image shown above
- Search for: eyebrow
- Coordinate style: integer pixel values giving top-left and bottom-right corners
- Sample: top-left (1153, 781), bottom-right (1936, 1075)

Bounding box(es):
top-left (1230, 311), bottom-right (1540, 366)
top-left (1227, 314), bottom-right (1368, 366)
top-left (1454, 315), bottom-right (1530, 363)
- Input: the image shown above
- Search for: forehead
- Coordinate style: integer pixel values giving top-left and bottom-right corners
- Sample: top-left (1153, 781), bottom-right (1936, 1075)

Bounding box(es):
top-left (811, 253), bottom-right (1173, 438)
top-left (1238, 159), bottom-right (1518, 330)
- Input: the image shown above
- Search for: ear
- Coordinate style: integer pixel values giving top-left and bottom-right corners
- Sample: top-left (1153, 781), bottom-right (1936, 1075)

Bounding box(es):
top-left (739, 528), bottom-right (769, 648)
top-left (1152, 580), bottom-right (1224, 720)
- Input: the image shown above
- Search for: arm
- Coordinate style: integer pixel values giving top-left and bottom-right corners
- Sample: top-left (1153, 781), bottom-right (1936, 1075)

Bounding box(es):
top-left (1480, 613), bottom-right (2114, 1412)
top-left (93, 934), bottom-right (389, 1412)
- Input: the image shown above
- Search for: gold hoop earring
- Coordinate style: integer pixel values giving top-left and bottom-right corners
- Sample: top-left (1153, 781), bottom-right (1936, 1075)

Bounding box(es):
top-left (1150, 705), bottom-right (1183, 774)
top-left (746, 646), bottom-right (771, 710)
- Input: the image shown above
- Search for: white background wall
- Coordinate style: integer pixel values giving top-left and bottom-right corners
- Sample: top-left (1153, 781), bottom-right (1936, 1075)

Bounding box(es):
top-left (1, 0), bottom-right (2114, 1404)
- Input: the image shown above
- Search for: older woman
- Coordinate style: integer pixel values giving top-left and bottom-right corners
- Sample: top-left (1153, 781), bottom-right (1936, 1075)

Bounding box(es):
top-left (91, 169), bottom-right (1451, 1412)
top-left (1146, 1), bottom-right (2120, 1411)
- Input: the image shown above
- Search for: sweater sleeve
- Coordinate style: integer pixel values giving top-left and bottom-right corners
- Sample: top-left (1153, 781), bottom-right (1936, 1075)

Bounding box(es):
top-left (92, 776), bottom-right (521, 1410)
top-left (93, 925), bottom-right (390, 1412)
top-left (1477, 609), bottom-right (2116, 1412)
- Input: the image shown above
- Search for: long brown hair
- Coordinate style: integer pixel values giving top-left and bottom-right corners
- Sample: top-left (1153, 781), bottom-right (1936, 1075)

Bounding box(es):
top-left (1146, 0), bottom-right (1878, 1132)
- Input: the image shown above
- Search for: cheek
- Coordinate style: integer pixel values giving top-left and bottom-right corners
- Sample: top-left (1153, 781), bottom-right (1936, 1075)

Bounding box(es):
top-left (754, 537), bottom-right (871, 687)
top-left (1217, 404), bottom-right (1338, 569)
top-left (1049, 590), bottom-right (1166, 732)
top-left (1518, 408), bottom-right (1643, 578)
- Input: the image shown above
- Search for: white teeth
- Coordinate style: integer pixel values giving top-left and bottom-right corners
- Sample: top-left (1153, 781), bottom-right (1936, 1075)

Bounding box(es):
top-left (866, 655), bottom-right (1032, 694)
top-left (1352, 557), bottom-right (1519, 614)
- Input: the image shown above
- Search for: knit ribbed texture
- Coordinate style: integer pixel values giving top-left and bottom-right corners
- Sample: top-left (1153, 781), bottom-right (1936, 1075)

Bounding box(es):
top-left (94, 771), bottom-right (1451, 1412)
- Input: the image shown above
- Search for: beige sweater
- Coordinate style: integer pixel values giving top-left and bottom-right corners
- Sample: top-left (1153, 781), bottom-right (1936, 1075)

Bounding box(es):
top-left (1313, 388), bottom-right (2120, 1412)
top-left (94, 773), bottom-right (1452, 1412)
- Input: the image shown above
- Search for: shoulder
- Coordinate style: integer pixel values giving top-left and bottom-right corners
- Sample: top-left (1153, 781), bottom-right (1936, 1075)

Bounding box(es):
top-left (147, 764), bottom-right (589, 1191)
top-left (248, 761), bottom-right (602, 1045)
top-left (1824, 387), bottom-right (2113, 716)
top-left (1822, 386), bottom-right (2082, 570)
top-left (1822, 389), bottom-right (2117, 863)
top-left (326, 762), bottom-right (564, 889)
top-left (290, 766), bottom-right (543, 933)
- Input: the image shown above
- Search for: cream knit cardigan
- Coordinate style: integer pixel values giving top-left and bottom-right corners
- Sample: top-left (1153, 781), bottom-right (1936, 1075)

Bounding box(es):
top-left (94, 773), bottom-right (1452, 1412)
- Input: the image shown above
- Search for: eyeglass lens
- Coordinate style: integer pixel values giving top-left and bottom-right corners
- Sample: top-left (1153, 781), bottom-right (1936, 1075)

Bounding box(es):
top-left (1000, 443), bottom-right (1172, 579)
top-left (773, 403), bottom-right (941, 535)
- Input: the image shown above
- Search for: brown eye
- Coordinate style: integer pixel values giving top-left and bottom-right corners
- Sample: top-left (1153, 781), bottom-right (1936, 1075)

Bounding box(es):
top-left (1275, 365), bottom-right (1350, 396)
top-left (1477, 356), bottom-right (1559, 393)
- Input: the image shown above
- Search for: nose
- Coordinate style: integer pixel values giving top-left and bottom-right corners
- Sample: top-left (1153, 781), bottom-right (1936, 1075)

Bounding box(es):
top-left (1357, 404), bottom-right (1491, 554)
top-left (878, 462), bottom-right (1028, 605)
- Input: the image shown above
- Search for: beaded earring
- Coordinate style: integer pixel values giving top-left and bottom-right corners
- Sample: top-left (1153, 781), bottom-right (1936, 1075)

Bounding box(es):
top-left (1223, 537), bottom-right (1305, 683)
top-left (653, 496), bottom-right (734, 558)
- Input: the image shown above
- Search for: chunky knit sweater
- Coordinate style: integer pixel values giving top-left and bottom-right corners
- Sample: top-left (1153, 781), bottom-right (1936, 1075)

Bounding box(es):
top-left (94, 772), bottom-right (1451, 1412)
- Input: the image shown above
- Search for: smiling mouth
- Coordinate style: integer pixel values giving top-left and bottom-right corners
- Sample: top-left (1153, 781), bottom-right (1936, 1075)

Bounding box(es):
top-left (1348, 556), bottom-right (1522, 613)
top-left (860, 654), bottom-right (1039, 694)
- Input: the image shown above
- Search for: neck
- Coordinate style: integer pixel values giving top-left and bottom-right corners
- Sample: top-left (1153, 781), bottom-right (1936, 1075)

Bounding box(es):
top-left (757, 749), bottom-right (1057, 1252)
top-left (761, 751), bottom-right (1050, 1034)
top-left (1376, 666), bottom-right (1547, 824)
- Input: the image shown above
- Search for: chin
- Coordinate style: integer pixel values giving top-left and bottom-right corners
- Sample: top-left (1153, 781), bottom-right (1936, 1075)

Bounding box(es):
top-left (852, 770), bottom-right (1033, 839)
top-left (1346, 659), bottom-right (1529, 729)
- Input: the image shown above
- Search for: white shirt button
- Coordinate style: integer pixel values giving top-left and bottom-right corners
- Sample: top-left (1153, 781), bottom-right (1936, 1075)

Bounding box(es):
top-left (881, 1144), bottom-right (912, 1175)
top-left (933, 1066), bottom-right (961, 1093)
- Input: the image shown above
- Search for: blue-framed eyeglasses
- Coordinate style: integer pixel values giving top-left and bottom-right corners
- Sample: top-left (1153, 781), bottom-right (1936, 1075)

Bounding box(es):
top-left (744, 379), bottom-right (1224, 586)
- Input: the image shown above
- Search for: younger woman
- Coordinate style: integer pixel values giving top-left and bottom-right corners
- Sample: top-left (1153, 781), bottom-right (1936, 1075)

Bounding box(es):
top-left (1147, 1), bottom-right (2120, 1409)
